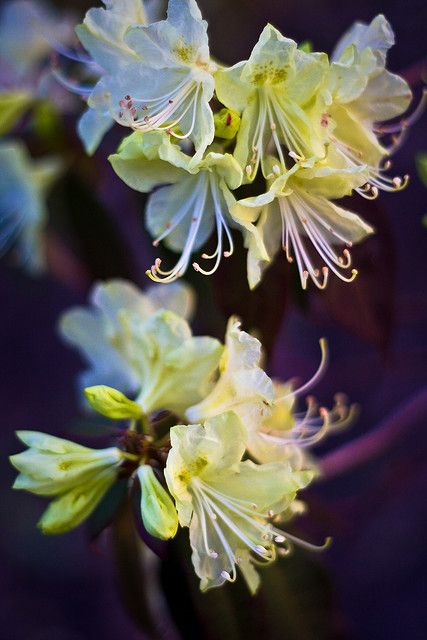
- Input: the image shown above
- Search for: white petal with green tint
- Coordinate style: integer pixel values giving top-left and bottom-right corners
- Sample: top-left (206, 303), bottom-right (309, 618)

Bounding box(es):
top-left (187, 318), bottom-right (274, 423)
top-left (216, 24), bottom-right (328, 180)
top-left (166, 414), bottom-right (317, 593)
top-left (118, 309), bottom-right (223, 416)
top-left (10, 430), bottom-right (122, 534)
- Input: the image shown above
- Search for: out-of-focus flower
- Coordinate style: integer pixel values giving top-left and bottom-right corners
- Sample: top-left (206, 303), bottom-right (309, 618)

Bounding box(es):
top-left (165, 412), bottom-right (317, 593)
top-left (76, 0), bottom-right (216, 157)
top-left (109, 131), bottom-right (244, 281)
top-left (233, 156), bottom-right (373, 289)
top-left (0, 139), bottom-right (62, 273)
top-left (59, 279), bottom-right (222, 418)
top-left (0, 0), bottom-right (76, 132)
top-left (324, 14), bottom-right (413, 198)
top-left (0, 0), bottom-right (74, 81)
top-left (215, 24), bottom-right (328, 181)
top-left (10, 431), bottom-right (123, 534)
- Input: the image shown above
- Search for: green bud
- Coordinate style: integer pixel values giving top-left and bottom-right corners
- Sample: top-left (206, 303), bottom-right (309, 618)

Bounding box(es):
top-left (298, 40), bottom-right (313, 53)
top-left (84, 385), bottom-right (143, 419)
top-left (137, 465), bottom-right (179, 540)
top-left (214, 108), bottom-right (241, 140)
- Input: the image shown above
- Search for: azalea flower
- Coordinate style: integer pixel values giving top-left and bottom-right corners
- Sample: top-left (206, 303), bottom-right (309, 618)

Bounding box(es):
top-left (188, 322), bottom-right (354, 471)
top-left (215, 24), bottom-right (328, 181)
top-left (10, 431), bottom-right (123, 534)
top-left (245, 340), bottom-right (355, 468)
top-left (165, 412), bottom-right (321, 593)
top-left (73, 0), bottom-right (158, 153)
top-left (10, 418), bottom-right (179, 539)
top-left (59, 279), bottom-right (223, 418)
top-left (323, 14), bottom-right (413, 198)
top-left (109, 131), bottom-right (245, 281)
top-left (233, 156), bottom-right (374, 289)
top-left (187, 316), bottom-right (274, 423)
top-left (0, 140), bottom-right (62, 273)
top-left (76, 0), bottom-right (216, 157)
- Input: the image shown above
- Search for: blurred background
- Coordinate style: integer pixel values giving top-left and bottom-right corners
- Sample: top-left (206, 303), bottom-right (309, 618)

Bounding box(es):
top-left (1, 0), bottom-right (426, 638)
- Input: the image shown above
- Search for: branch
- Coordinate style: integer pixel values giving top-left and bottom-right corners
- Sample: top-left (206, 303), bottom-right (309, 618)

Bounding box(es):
top-left (319, 387), bottom-right (427, 479)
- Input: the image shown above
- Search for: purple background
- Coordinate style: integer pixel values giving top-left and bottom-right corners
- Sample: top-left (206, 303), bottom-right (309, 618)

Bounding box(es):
top-left (1, 0), bottom-right (426, 638)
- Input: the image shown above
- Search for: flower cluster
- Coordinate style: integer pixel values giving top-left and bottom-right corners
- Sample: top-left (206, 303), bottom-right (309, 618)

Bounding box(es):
top-left (68, 1), bottom-right (417, 289)
top-left (11, 280), bottom-right (353, 592)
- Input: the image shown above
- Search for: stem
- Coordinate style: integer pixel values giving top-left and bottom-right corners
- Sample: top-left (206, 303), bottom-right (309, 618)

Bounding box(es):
top-left (112, 500), bottom-right (181, 640)
top-left (140, 413), bottom-right (151, 435)
top-left (319, 388), bottom-right (427, 479)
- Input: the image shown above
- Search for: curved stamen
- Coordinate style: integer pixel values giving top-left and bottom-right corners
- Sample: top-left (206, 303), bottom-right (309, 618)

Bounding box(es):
top-left (333, 139), bottom-right (410, 197)
top-left (50, 54), bottom-right (95, 96)
top-left (275, 338), bottom-right (329, 403)
top-left (192, 487), bottom-right (238, 583)
top-left (374, 88), bottom-right (427, 135)
top-left (117, 79), bottom-right (201, 140)
top-left (193, 175), bottom-right (234, 276)
top-left (262, 394), bottom-right (357, 449)
top-left (146, 174), bottom-right (210, 283)
top-left (197, 480), bottom-right (330, 560)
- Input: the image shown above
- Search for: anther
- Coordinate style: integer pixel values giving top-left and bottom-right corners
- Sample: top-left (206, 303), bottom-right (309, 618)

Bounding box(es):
top-left (255, 545), bottom-right (268, 555)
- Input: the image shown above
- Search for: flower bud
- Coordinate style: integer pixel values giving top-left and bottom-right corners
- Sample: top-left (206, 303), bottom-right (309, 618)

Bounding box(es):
top-left (84, 385), bottom-right (143, 419)
top-left (137, 465), bottom-right (178, 541)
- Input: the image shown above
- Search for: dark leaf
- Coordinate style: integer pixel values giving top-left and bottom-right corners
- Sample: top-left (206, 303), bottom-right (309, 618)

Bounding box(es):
top-left (311, 198), bottom-right (396, 353)
top-left (86, 478), bottom-right (128, 541)
top-left (112, 500), bottom-right (180, 639)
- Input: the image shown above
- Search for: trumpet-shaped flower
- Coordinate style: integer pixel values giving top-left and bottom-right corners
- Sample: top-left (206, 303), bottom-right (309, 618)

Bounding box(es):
top-left (187, 317), bottom-right (274, 424)
top-left (77, 0), bottom-right (216, 157)
top-left (215, 24), bottom-right (328, 181)
top-left (110, 131), bottom-right (245, 281)
top-left (73, 0), bottom-right (157, 153)
top-left (245, 343), bottom-right (354, 469)
top-left (233, 156), bottom-right (374, 289)
top-left (323, 14), bottom-right (413, 198)
top-left (10, 431), bottom-right (123, 534)
top-left (60, 279), bottom-right (222, 418)
top-left (0, 140), bottom-right (62, 273)
top-left (60, 278), bottom-right (194, 394)
top-left (165, 412), bottom-right (316, 593)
